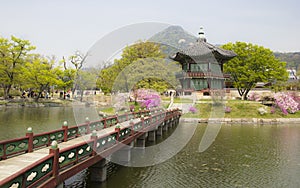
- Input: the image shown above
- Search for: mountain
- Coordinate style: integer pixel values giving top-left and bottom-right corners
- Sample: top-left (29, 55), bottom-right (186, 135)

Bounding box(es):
top-left (274, 52), bottom-right (300, 70)
top-left (149, 25), bottom-right (197, 55)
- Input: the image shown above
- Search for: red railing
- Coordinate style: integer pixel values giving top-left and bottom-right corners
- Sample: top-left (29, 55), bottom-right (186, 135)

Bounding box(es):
top-left (0, 109), bottom-right (158, 160)
top-left (0, 108), bottom-right (182, 188)
top-left (175, 71), bottom-right (231, 79)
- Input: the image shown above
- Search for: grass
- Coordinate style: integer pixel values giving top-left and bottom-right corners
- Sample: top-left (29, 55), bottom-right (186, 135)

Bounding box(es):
top-left (161, 96), bottom-right (193, 103)
top-left (183, 100), bottom-right (300, 119)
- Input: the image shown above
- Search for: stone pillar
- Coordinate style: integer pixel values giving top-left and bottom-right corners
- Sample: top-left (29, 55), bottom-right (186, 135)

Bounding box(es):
top-left (168, 120), bottom-right (173, 128)
top-left (156, 125), bottom-right (163, 136)
top-left (148, 130), bottom-right (156, 142)
top-left (89, 159), bottom-right (107, 182)
top-left (111, 142), bottom-right (133, 163)
top-left (163, 122), bottom-right (168, 131)
top-left (136, 133), bottom-right (147, 148)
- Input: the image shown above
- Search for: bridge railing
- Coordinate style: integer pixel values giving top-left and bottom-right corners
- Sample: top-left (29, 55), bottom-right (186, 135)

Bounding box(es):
top-left (0, 108), bottom-right (181, 188)
top-left (0, 108), bottom-right (164, 160)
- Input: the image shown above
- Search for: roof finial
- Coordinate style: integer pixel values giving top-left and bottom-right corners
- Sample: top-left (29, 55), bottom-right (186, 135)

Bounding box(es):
top-left (198, 27), bottom-right (206, 42)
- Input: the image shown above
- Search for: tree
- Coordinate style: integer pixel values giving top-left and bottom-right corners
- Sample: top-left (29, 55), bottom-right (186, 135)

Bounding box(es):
top-left (61, 51), bottom-right (88, 97)
top-left (112, 58), bottom-right (180, 93)
top-left (76, 70), bottom-right (97, 102)
top-left (97, 41), bottom-right (172, 93)
top-left (0, 36), bottom-right (35, 98)
top-left (222, 42), bottom-right (288, 100)
top-left (20, 55), bottom-right (61, 101)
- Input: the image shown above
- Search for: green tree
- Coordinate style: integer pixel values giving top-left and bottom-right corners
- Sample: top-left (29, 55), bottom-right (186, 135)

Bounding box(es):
top-left (76, 70), bottom-right (97, 101)
top-left (222, 42), bottom-right (288, 100)
top-left (97, 41), bottom-right (169, 93)
top-left (113, 58), bottom-right (180, 93)
top-left (20, 55), bottom-right (61, 101)
top-left (0, 36), bottom-right (35, 98)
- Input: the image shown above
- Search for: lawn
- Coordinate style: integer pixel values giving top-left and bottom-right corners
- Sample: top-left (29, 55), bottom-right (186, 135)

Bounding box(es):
top-left (183, 100), bottom-right (300, 119)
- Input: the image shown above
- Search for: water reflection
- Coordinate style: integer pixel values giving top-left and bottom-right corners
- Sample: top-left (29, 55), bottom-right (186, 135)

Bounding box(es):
top-left (0, 107), bottom-right (87, 140)
top-left (79, 124), bottom-right (300, 188)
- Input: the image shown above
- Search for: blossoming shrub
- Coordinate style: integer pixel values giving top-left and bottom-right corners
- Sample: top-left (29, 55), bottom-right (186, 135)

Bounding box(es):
top-left (136, 89), bottom-right (161, 109)
top-left (189, 106), bottom-right (197, 114)
top-left (274, 92), bottom-right (299, 115)
top-left (248, 92), bottom-right (261, 101)
top-left (225, 106), bottom-right (231, 113)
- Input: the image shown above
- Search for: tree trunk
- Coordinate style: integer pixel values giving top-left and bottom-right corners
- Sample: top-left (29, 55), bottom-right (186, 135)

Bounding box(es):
top-left (4, 85), bottom-right (11, 99)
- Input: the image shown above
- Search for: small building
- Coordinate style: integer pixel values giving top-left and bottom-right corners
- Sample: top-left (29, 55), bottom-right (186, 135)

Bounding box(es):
top-left (287, 69), bottom-right (298, 81)
top-left (170, 28), bottom-right (236, 95)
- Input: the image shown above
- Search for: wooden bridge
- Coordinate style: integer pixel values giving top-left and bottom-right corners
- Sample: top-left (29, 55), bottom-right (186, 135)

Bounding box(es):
top-left (0, 108), bottom-right (181, 188)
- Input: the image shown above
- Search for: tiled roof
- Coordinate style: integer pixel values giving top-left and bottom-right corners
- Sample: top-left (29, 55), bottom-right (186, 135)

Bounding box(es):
top-left (171, 40), bottom-right (236, 62)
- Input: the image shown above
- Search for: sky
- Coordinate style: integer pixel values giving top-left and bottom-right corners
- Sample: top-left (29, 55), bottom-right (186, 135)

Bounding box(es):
top-left (1, 0), bottom-right (299, 62)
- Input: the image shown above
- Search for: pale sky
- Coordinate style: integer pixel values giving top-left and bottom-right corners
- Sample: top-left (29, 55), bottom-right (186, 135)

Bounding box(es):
top-left (1, 0), bottom-right (299, 61)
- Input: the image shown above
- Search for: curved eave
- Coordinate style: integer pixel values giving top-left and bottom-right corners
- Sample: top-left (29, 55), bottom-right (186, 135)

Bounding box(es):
top-left (170, 41), bottom-right (237, 63)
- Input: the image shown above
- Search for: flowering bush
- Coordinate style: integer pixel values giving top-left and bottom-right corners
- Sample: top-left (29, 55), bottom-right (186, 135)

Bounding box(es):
top-left (189, 106), bottom-right (197, 114)
top-left (274, 92), bottom-right (299, 114)
top-left (134, 89), bottom-right (161, 109)
top-left (248, 92), bottom-right (261, 101)
top-left (225, 106), bottom-right (231, 113)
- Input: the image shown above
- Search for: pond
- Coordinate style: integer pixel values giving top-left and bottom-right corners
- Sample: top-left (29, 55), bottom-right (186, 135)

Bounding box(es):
top-left (0, 108), bottom-right (300, 187)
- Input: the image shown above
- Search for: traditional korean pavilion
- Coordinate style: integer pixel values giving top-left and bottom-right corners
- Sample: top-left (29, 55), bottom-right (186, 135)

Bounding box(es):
top-left (171, 28), bottom-right (236, 95)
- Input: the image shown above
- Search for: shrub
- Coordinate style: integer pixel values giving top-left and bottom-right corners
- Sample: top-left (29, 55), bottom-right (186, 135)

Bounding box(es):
top-left (274, 92), bottom-right (299, 114)
top-left (248, 92), bottom-right (261, 101)
top-left (225, 106), bottom-right (231, 113)
top-left (189, 106), bottom-right (197, 114)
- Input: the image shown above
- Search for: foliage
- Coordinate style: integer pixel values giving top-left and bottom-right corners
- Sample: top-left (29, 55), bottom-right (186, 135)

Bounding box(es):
top-left (20, 55), bottom-right (61, 100)
top-left (133, 89), bottom-right (161, 109)
top-left (75, 70), bottom-right (97, 101)
top-left (97, 41), bottom-right (180, 94)
top-left (274, 92), bottom-right (299, 114)
top-left (274, 52), bottom-right (300, 70)
top-left (222, 42), bottom-right (288, 100)
top-left (113, 58), bottom-right (180, 93)
top-left (183, 100), bottom-right (300, 119)
top-left (0, 36), bottom-right (35, 98)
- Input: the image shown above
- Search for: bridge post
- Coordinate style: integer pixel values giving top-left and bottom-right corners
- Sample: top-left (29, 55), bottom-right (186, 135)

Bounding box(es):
top-left (148, 130), bottom-right (156, 142)
top-left (156, 124), bottom-right (163, 136)
top-left (89, 159), bottom-right (107, 182)
top-left (49, 141), bottom-right (59, 179)
top-left (91, 131), bottom-right (98, 156)
top-left (62, 121), bottom-right (68, 142)
top-left (85, 117), bottom-right (90, 134)
top-left (136, 133), bottom-right (147, 148)
top-left (26, 127), bottom-right (33, 153)
top-left (103, 114), bottom-right (107, 128)
top-left (111, 141), bottom-right (133, 164)
top-left (163, 122), bottom-right (168, 132)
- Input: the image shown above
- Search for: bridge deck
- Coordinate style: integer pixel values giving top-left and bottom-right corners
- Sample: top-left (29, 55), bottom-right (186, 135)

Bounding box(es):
top-left (0, 119), bottom-right (139, 182)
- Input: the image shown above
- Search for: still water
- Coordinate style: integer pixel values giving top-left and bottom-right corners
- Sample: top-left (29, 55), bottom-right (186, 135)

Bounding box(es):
top-left (1, 107), bottom-right (300, 187)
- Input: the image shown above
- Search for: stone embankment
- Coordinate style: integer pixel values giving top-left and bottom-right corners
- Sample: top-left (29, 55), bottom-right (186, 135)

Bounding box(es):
top-left (182, 118), bottom-right (300, 125)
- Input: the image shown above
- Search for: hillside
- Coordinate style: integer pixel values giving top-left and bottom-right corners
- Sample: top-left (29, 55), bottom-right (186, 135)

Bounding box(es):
top-left (149, 25), bottom-right (197, 54)
top-left (274, 52), bottom-right (300, 70)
